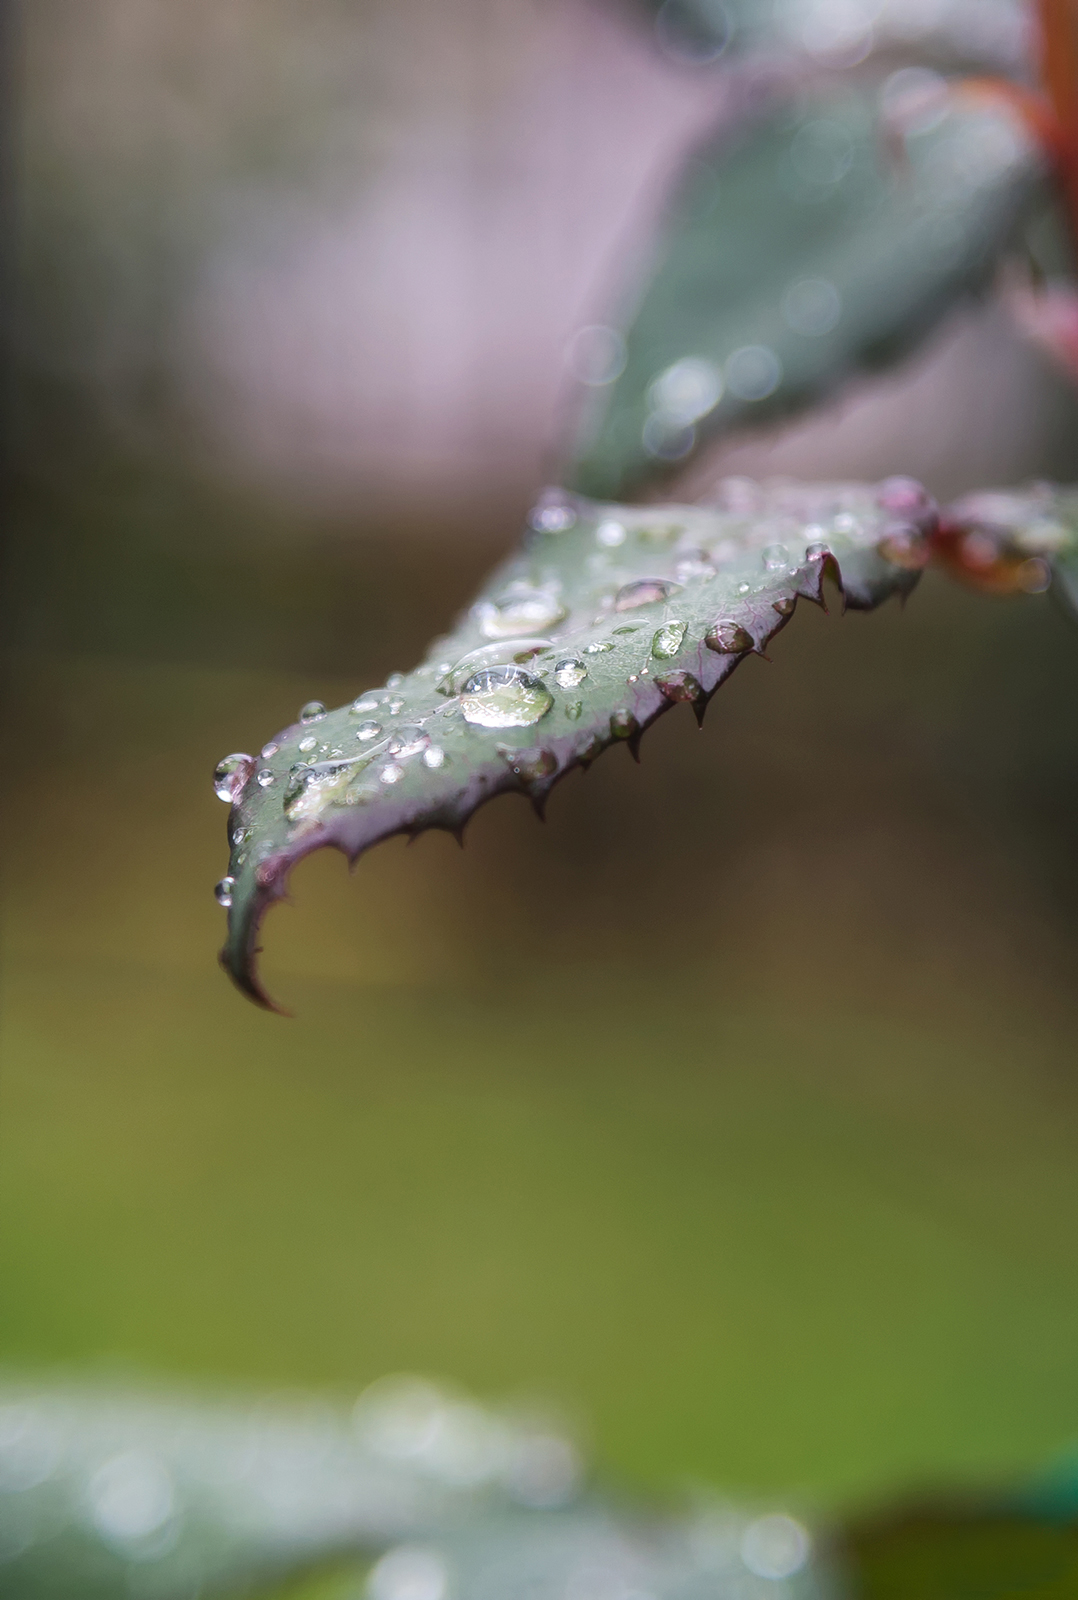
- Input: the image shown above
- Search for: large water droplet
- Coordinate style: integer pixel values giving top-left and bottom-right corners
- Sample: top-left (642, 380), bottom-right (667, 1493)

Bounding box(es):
top-left (475, 587), bottom-right (567, 639)
top-left (356, 720), bottom-right (383, 742)
top-left (300, 701), bottom-right (326, 723)
top-left (388, 726), bottom-right (430, 758)
top-left (460, 665), bottom-right (554, 729)
top-left (656, 670), bottom-right (702, 703)
top-left (610, 708), bottom-right (638, 740)
top-left (652, 621), bottom-right (687, 659)
top-left (214, 876), bottom-right (235, 908)
top-left (213, 754), bottom-right (254, 804)
top-left (706, 621), bottom-right (753, 653)
top-left (614, 579), bottom-right (681, 611)
top-left (554, 657), bottom-right (587, 688)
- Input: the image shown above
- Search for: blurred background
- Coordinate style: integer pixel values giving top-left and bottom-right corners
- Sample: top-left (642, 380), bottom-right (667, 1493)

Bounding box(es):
top-left (5, 0), bottom-right (1078, 1526)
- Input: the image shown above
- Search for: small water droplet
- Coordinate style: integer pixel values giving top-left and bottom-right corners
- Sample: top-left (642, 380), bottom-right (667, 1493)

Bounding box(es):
top-left (584, 640), bottom-right (614, 655)
top-left (706, 621), bottom-right (753, 653)
top-left (350, 696), bottom-right (380, 715)
top-left (423, 745), bottom-right (448, 768)
top-left (529, 489), bottom-right (578, 534)
top-left (256, 767), bottom-right (276, 787)
top-left (460, 665), bottom-right (554, 729)
top-left (260, 742), bottom-right (280, 760)
top-left (300, 701), bottom-right (326, 723)
top-left (386, 672), bottom-right (405, 689)
top-left (762, 544), bottom-right (789, 572)
top-left (725, 344), bottom-right (782, 402)
top-left (498, 745), bottom-right (558, 782)
top-left (805, 541), bottom-right (830, 562)
top-left (627, 674), bottom-right (638, 684)
top-left (652, 621), bottom-right (687, 658)
top-left (554, 657), bottom-right (587, 688)
top-left (772, 597), bottom-right (795, 616)
top-left (213, 754), bottom-right (254, 804)
top-left (596, 519), bottom-right (626, 548)
top-left (475, 586), bottom-right (567, 639)
top-left (655, 671), bottom-right (703, 703)
top-left (388, 726), bottom-right (430, 758)
top-left (610, 708), bottom-right (638, 740)
top-left (380, 763), bottom-right (405, 784)
top-left (299, 735), bottom-right (318, 753)
top-left (565, 701), bottom-right (583, 720)
top-left (386, 697), bottom-right (405, 716)
top-left (214, 876), bottom-right (235, 908)
top-left (614, 579), bottom-right (681, 611)
top-left (675, 550), bottom-right (717, 581)
top-left (356, 720), bottom-right (383, 742)
top-left (231, 825), bottom-right (251, 847)
top-left (737, 582), bottom-right (751, 594)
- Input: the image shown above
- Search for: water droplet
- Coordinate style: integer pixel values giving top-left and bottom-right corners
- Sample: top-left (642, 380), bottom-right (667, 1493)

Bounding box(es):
top-left (256, 767), bottom-right (275, 787)
top-left (772, 597), bottom-right (795, 616)
top-left (231, 825), bottom-right (251, 847)
top-left (351, 696), bottom-right (380, 715)
top-left (652, 621), bottom-right (687, 658)
top-left (459, 665), bottom-right (554, 729)
top-left (423, 745), bottom-right (448, 768)
top-left (565, 701), bottom-right (583, 720)
top-left (877, 476), bottom-right (931, 515)
top-left (380, 763), bottom-right (405, 784)
top-left (584, 640), bottom-right (614, 654)
top-left (554, 657), bottom-right (587, 688)
top-left (725, 345), bottom-right (782, 402)
top-left (386, 672), bottom-right (405, 689)
top-left (675, 550), bottom-right (717, 581)
top-left (213, 754), bottom-right (254, 804)
top-left (737, 582), bottom-right (751, 594)
top-left (388, 726), bottom-right (430, 758)
top-left (805, 541), bottom-right (830, 562)
top-left (762, 543), bottom-right (789, 571)
top-left (498, 745), bottom-right (558, 782)
top-left (299, 735), bottom-right (318, 753)
top-left (706, 621), bottom-right (753, 653)
top-left (214, 877), bottom-right (235, 908)
top-left (260, 742), bottom-right (280, 760)
top-left (356, 720), bottom-right (383, 742)
top-left (300, 701), bottom-right (326, 723)
top-left (386, 697), bottom-right (405, 715)
top-left (614, 579), bottom-right (681, 611)
top-left (596, 520), bottom-right (626, 548)
top-left (529, 489), bottom-right (578, 533)
top-left (655, 671), bottom-right (702, 703)
top-left (439, 638), bottom-right (553, 695)
top-left (612, 625), bottom-right (640, 635)
top-left (647, 356), bottom-right (723, 423)
top-left (627, 674), bottom-right (638, 684)
top-left (610, 708), bottom-right (638, 740)
top-left (475, 587), bottom-right (567, 639)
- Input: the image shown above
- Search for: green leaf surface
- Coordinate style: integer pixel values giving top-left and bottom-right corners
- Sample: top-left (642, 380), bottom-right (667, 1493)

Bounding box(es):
top-left (568, 84), bottom-right (1044, 501)
top-left (217, 479), bottom-right (936, 1008)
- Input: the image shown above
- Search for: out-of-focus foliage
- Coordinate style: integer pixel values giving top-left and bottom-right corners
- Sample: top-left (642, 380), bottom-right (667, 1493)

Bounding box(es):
top-left (569, 87), bottom-right (1043, 500)
top-left (0, 1379), bottom-right (832, 1600)
top-left (217, 480), bottom-right (938, 1005)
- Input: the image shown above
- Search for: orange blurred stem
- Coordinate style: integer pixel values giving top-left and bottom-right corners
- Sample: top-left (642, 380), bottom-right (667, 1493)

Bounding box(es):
top-left (1038, 0), bottom-right (1078, 245)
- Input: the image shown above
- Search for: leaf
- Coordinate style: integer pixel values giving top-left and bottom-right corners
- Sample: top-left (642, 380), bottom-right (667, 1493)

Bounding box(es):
top-left (567, 82), bottom-right (1045, 502)
top-left (217, 478), bottom-right (936, 1008)
top-left (938, 482), bottom-right (1078, 605)
top-left (640, 0), bottom-right (1031, 75)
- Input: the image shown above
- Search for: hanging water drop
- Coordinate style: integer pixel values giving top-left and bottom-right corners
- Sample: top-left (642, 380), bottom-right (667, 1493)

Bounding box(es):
top-left (214, 876), bottom-right (235, 908)
top-left (554, 657), bottom-right (587, 688)
top-left (300, 701), bottom-right (326, 723)
top-left (388, 726), bottom-right (430, 758)
top-left (772, 597), bottom-right (795, 616)
top-left (460, 665), bottom-right (554, 729)
top-left (614, 579), bottom-right (681, 611)
top-left (213, 754), bottom-right (255, 804)
top-left (652, 621), bottom-right (686, 659)
top-left (706, 621), bottom-right (753, 653)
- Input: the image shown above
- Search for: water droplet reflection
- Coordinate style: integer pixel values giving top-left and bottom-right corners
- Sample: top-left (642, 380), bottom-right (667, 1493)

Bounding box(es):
top-left (214, 877), bottom-right (235, 908)
top-left (460, 666), bottom-right (554, 729)
top-left (213, 754), bottom-right (254, 804)
top-left (300, 701), bottom-right (326, 724)
top-left (706, 621), bottom-right (753, 653)
top-left (652, 621), bottom-right (687, 658)
top-left (554, 657), bottom-right (587, 688)
top-left (615, 579), bottom-right (681, 611)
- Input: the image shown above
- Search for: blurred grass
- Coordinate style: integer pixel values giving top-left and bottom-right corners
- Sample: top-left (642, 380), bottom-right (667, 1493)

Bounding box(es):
top-left (5, 509), bottom-right (1078, 1514)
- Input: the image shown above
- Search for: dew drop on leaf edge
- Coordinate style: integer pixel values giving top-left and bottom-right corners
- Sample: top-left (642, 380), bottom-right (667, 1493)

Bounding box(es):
top-left (215, 876), bottom-right (235, 908)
